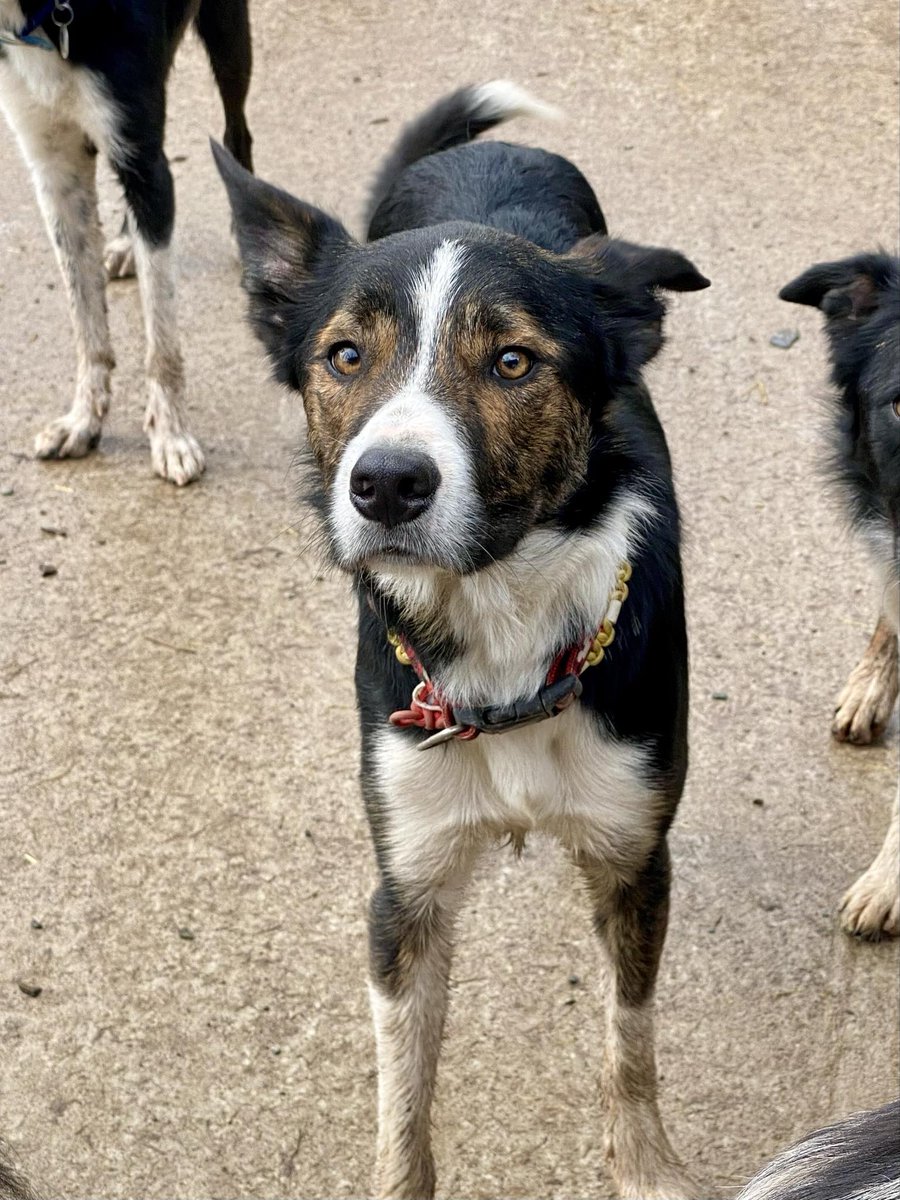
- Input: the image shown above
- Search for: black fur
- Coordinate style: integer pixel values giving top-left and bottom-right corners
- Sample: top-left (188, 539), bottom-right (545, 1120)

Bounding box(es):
top-left (738, 1100), bottom-right (900, 1200)
top-left (216, 86), bottom-right (708, 1192)
top-left (781, 252), bottom-right (900, 553)
top-left (215, 80), bottom-right (707, 862)
top-left (0, 1141), bottom-right (38, 1200)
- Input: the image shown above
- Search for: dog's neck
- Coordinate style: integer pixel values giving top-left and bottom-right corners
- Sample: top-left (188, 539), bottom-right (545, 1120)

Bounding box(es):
top-left (372, 491), bottom-right (654, 707)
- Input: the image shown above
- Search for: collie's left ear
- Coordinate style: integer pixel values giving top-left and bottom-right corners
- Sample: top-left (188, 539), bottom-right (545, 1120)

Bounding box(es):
top-left (570, 234), bottom-right (711, 293)
top-left (211, 141), bottom-right (355, 367)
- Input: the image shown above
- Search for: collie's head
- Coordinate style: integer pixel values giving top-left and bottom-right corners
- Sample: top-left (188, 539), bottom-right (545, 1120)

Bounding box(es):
top-left (214, 144), bottom-right (708, 576)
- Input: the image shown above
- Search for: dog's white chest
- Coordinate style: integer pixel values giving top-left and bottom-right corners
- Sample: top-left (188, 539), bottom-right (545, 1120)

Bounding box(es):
top-left (374, 703), bottom-right (660, 885)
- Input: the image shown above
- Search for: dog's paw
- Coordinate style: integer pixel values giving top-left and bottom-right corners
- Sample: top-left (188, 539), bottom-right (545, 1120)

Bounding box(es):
top-left (148, 428), bottom-right (206, 486)
top-left (832, 625), bottom-right (899, 744)
top-left (34, 412), bottom-right (102, 460)
top-left (104, 233), bottom-right (136, 279)
top-left (840, 864), bottom-right (900, 940)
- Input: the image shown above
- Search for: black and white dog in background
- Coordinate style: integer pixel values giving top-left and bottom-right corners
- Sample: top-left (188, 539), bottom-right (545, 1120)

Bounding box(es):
top-left (216, 82), bottom-right (708, 1198)
top-left (782, 254), bottom-right (899, 939)
top-left (737, 1099), bottom-right (900, 1200)
top-left (0, 1), bottom-right (253, 484)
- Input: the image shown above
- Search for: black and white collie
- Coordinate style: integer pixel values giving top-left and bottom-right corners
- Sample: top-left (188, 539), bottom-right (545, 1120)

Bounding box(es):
top-left (737, 1099), bottom-right (900, 1200)
top-left (216, 82), bottom-right (709, 1198)
top-left (781, 254), bottom-right (899, 940)
top-left (0, 0), bottom-right (253, 484)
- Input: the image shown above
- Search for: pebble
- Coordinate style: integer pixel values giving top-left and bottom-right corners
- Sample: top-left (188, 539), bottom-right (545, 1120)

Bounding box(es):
top-left (568, 974), bottom-right (580, 986)
top-left (712, 691), bottom-right (729, 701)
top-left (18, 981), bottom-right (42, 998)
top-left (770, 329), bottom-right (799, 349)
top-left (0, 486), bottom-right (13, 496)
top-left (39, 562), bottom-right (58, 577)
top-left (178, 926), bottom-right (195, 941)
top-left (30, 918), bottom-right (44, 930)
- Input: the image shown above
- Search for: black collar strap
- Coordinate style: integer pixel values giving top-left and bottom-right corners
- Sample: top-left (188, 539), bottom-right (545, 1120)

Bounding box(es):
top-left (386, 560), bottom-right (632, 750)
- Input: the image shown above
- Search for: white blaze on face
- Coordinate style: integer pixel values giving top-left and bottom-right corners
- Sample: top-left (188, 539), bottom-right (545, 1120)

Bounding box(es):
top-left (330, 240), bottom-right (481, 569)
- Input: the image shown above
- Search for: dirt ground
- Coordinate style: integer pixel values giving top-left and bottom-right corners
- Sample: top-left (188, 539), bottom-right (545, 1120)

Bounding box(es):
top-left (1, 1), bottom-right (898, 1197)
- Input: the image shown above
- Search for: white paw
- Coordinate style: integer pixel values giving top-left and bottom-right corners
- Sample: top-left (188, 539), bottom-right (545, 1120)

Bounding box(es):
top-left (105, 233), bottom-right (136, 280)
top-left (149, 428), bottom-right (206, 486)
top-left (34, 412), bottom-right (102, 459)
top-left (832, 629), bottom-right (898, 744)
top-left (840, 866), bottom-right (900, 940)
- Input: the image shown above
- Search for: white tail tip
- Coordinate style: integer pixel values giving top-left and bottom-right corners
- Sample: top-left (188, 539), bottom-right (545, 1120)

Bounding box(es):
top-left (470, 79), bottom-right (563, 124)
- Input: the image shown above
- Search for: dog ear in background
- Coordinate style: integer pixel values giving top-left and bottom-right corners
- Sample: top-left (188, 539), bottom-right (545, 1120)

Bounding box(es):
top-left (568, 234), bottom-right (709, 378)
top-left (780, 254), bottom-right (891, 320)
top-left (211, 141), bottom-right (354, 377)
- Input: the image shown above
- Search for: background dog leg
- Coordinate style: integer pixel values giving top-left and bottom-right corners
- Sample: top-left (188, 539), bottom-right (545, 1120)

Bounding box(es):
top-left (367, 868), bottom-right (471, 1200)
top-left (579, 844), bottom-right (697, 1200)
top-left (0, 97), bottom-right (114, 460)
top-left (840, 785), bottom-right (900, 939)
top-left (104, 215), bottom-right (135, 280)
top-left (194, 0), bottom-right (255, 172)
top-left (832, 615), bottom-right (898, 744)
top-left (113, 143), bottom-right (205, 485)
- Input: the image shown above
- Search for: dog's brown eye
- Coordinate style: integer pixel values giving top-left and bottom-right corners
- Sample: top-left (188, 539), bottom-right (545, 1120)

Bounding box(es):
top-left (493, 347), bottom-right (534, 381)
top-left (328, 343), bottom-right (362, 376)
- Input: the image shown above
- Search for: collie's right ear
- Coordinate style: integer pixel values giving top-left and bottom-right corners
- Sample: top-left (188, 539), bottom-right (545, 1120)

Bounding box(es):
top-left (780, 254), bottom-right (892, 320)
top-left (211, 141), bottom-right (354, 366)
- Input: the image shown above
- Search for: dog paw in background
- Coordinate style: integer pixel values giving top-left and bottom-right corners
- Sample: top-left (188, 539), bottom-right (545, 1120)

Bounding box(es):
top-left (832, 615), bottom-right (899, 744)
top-left (104, 231), bottom-right (136, 279)
top-left (840, 790), bottom-right (900, 939)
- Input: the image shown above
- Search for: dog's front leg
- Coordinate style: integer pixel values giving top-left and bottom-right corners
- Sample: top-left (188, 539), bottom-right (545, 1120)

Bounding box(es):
top-left (577, 842), bottom-right (697, 1200)
top-left (832, 614), bottom-right (898, 744)
top-left (367, 858), bottom-right (473, 1200)
top-left (0, 94), bottom-right (114, 460)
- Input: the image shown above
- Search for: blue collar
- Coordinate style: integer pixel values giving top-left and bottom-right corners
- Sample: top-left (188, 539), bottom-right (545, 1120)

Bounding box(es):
top-left (19, 1), bottom-right (58, 39)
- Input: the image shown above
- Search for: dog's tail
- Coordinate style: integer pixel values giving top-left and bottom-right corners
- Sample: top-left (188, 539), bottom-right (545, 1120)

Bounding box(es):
top-left (365, 81), bottom-right (559, 229)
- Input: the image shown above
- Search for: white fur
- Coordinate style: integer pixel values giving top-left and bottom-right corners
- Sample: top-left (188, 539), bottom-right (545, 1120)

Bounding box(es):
top-left (1, 50), bottom-right (115, 459)
top-left (841, 785), bottom-right (900, 938)
top-left (131, 235), bottom-right (205, 485)
top-left (408, 239), bottom-right (466, 389)
top-left (330, 241), bottom-right (478, 567)
top-left (378, 491), bottom-right (656, 706)
top-left (374, 703), bottom-right (662, 889)
top-left (0, 11), bottom-right (126, 160)
top-left (330, 388), bottom-right (478, 570)
top-left (470, 79), bottom-right (562, 125)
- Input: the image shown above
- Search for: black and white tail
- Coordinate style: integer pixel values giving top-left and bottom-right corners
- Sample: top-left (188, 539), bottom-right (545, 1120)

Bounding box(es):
top-left (365, 80), bottom-right (558, 229)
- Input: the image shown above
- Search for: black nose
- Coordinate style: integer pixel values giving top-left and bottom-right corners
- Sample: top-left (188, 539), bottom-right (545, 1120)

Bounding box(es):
top-left (349, 448), bottom-right (441, 528)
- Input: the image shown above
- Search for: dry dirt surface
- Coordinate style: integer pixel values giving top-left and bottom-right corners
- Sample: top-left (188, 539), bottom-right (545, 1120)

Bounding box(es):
top-left (1, 1), bottom-right (898, 1197)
